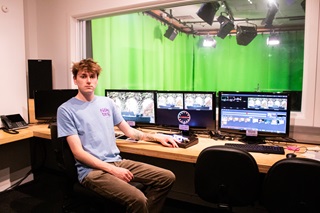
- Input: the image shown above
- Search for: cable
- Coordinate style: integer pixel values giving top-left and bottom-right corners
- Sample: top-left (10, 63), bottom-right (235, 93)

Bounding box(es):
top-left (3, 169), bottom-right (33, 191)
top-left (2, 128), bottom-right (19, 134)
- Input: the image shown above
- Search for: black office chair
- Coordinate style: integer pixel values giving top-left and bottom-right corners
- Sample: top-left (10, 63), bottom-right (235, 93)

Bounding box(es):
top-left (194, 145), bottom-right (260, 212)
top-left (262, 157), bottom-right (320, 213)
top-left (50, 122), bottom-right (145, 212)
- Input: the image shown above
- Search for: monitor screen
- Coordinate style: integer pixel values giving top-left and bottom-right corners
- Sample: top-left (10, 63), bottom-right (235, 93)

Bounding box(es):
top-left (34, 89), bottom-right (78, 121)
top-left (156, 91), bottom-right (216, 130)
top-left (218, 91), bottom-right (291, 139)
top-left (105, 89), bottom-right (156, 126)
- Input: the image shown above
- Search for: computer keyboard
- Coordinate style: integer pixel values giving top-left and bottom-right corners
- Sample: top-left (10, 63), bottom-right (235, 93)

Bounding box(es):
top-left (224, 143), bottom-right (285, 155)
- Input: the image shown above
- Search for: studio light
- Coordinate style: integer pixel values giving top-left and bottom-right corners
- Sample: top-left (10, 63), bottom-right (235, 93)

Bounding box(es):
top-left (196, 1), bottom-right (220, 26)
top-left (164, 26), bottom-right (178, 41)
top-left (203, 36), bottom-right (217, 48)
top-left (261, 0), bottom-right (279, 28)
top-left (236, 24), bottom-right (257, 46)
top-left (267, 33), bottom-right (280, 46)
top-left (217, 14), bottom-right (234, 39)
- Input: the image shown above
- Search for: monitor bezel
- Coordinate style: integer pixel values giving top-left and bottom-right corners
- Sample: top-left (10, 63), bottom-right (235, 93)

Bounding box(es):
top-left (156, 90), bottom-right (216, 130)
top-left (34, 89), bottom-right (78, 121)
top-left (218, 91), bottom-right (291, 138)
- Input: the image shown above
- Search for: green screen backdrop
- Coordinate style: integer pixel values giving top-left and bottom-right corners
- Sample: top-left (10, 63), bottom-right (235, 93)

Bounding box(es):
top-left (91, 13), bottom-right (304, 96)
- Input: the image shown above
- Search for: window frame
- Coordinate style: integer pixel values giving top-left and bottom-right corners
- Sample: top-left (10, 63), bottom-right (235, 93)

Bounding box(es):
top-left (70, 0), bottom-right (319, 128)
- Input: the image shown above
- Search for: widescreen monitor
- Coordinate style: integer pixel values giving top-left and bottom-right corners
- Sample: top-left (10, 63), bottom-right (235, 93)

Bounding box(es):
top-left (105, 89), bottom-right (156, 127)
top-left (34, 89), bottom-right (78, 122)
top-left (218, 91), bottom-right (291, 142)
top-left (156, 91), bottom-right (216, 131)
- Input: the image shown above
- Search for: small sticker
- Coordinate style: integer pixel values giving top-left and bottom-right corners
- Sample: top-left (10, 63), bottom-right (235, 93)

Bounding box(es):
top-left (246, 129), bottom-right (258, 136)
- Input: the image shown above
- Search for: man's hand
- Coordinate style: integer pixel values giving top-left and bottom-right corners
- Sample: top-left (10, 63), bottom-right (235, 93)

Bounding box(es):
top-left (156, 134), bottom-right (179, 148)
top-left (109, 166), bottom-right (134, 182)
top-left (117, 121), bottom-right (179, 148)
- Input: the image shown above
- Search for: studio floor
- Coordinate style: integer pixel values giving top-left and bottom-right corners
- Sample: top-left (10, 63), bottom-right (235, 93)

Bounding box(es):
top-left (0, 169), bottom-right (268, 213)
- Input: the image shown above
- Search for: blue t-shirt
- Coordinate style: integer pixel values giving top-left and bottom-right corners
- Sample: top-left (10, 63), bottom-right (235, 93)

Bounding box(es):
top-left (57, 96), bottom-right (123, 182)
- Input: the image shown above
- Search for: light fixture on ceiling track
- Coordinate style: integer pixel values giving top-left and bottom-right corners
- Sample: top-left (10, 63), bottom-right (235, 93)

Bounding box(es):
top-left (267, 32), bottom-right (280, 46)
top-left (203, 34), bottom-right (217, 48)
top-left (236, 22), bottom-right (258, 46)
top-left (217, 12), bottom-right (234, 39)
top-left (196, 1), bottom-right (220, 26)
top-left (164, 9), bottom-right (178, 41)
top-left (261, 0), bottom-right (279, 28)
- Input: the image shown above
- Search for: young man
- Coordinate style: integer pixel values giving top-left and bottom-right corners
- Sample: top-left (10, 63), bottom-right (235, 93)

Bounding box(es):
top-left (57, 58), bottom-right (179, 213)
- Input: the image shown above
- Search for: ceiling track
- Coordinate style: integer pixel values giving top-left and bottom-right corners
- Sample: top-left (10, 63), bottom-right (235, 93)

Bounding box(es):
top-left (145, 10), bottom-right (305, 36)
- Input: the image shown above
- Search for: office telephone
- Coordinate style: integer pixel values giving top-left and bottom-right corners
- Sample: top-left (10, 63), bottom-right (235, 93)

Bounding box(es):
top-left (1, 114), bottom-right (28, 134)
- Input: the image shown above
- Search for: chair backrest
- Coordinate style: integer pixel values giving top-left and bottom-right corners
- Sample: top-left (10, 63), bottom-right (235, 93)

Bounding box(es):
top-left (50, 122), bottom-right (146, 191)
top-left (50, 122), bottom-right (78, 182)
top-left (262, 157), bottom-right (320, 213)
top-left (194, 145), bottom-right (260, 209)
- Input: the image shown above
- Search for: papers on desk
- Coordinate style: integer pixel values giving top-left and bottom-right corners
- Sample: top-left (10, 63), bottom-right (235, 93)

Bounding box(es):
top-left (302, 146), bottom-right (320, 161)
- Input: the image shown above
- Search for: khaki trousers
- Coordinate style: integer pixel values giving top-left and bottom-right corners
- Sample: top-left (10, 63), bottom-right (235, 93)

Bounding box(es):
top-left (82, 159), bottom-right (175, 213)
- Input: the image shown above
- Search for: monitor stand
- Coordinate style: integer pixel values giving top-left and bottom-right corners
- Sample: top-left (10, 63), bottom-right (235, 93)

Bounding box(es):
top-left (181, 130), bottom-right (190, 136)
top-left (238, 136), bottom-right (265, 144)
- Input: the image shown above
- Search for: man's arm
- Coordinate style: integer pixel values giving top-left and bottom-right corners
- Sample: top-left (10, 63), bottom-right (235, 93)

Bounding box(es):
top-left (66, 134), bottom-right (134, 182)
top-left (117, 121), bottom-right (179, 148)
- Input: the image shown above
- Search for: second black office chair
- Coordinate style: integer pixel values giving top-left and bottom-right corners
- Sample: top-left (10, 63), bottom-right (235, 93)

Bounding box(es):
top-left (262, 157), bottom-right (320, 213)
top-left (194, 145), bottom-right (260, 212)
top-left (50, 123), bottom-right (145, 212)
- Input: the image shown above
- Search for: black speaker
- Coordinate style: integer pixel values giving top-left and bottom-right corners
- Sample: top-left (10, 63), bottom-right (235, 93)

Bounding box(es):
top-left (285, 91), bottom-right (302, 111)
top-left (164, 27), bottom-right (178, 41)
top-left (236, 26), bottom-right (257, 46)
top-left (28, 59), bottom-right (53, 98)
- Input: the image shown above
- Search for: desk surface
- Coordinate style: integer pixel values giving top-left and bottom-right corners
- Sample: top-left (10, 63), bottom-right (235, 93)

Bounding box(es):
top-left (0, 124), bottom-right (315, 173)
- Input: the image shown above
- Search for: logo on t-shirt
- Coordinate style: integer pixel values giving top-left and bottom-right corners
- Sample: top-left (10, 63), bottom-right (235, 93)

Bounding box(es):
top-left (100, 108), bottom-right (110, 117)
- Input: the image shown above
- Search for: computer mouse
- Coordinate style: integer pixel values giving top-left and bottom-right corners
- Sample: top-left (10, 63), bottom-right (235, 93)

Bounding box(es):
top-left (286, 153), bottom-right (297, 158)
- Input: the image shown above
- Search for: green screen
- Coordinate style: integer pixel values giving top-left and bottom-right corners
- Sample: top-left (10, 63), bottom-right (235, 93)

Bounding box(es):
top-left (91, 13), bottom-right (303, 96)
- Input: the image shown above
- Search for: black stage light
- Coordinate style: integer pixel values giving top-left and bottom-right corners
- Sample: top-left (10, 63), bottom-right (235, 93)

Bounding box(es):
top-left (217, 15), bottom-right (234, 39)
top-left (164, 26), bottom-right (178, 41)
top-left (261, 1), bottom-right (279, 28)
top-left (196, 1), bottom-right (220, 26)
top-left (236, 25), bottom-right (257, 46)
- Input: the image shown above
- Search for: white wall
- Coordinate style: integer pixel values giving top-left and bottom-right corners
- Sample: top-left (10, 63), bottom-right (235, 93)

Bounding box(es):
top-left (0, 0), bottom-right (32, 191)
top-left (0, 0), bottom-right (317, 127)
top-left (0, 0), bottom-right (27, 125)
top-left (22, 0), bottom-right (319, 128)
top-left (24, 0), bottom-right (197, 90)
top-left (0, 0), bottom-right (319, 192)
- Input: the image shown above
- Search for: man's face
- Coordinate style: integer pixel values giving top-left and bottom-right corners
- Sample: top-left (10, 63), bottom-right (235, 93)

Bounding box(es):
top-left (74, 70), bottom-right (98, 94)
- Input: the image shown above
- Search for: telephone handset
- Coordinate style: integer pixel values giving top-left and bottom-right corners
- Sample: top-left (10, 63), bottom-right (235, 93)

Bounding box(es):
top-left (1, 114), bottom-right (28, 134)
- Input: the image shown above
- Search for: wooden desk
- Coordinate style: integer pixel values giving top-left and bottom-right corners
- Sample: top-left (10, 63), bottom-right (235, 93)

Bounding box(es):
top-left (29, 124), bottom-right (51, 140)
top-left (0, 127), bottom-right (33, 145)
top-left (1, 124), bottom-right (313, 173)
top-left (116, 139), bottom-right (300, 173)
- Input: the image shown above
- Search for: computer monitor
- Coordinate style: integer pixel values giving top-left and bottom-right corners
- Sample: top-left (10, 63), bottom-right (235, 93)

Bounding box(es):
top-left (105, 89), bottom-right (156, 127)
top-left (156, 91), bottom-right (216, 132)
top-left (218, 91), bottom-right (291, 143)
top-left (34, 89), bottom-right (78, 122)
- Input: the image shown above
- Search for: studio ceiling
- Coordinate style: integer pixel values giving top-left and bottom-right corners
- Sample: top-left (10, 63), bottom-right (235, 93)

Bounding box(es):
top-left (145, 0), bottom-right (305, 35)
